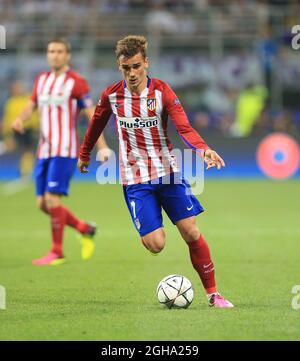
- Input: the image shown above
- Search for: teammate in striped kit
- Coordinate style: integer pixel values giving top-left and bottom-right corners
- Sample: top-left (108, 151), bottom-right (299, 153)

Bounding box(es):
top-left (12, 38), bottom-right (111, 266)
top-left (78, 36), bottom-right (234, 308)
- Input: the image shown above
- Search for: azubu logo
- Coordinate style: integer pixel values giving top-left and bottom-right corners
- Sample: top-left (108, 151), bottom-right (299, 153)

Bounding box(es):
top-left (291, 25), bottom-right (300, 50)
top-left (0, 25), bottom-right (6, 50)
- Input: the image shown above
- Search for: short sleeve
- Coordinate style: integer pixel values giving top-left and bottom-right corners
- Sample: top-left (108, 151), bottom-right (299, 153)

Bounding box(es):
top-left (31, 77), bottom-right (39, 104)
top-left (72, 77), bottom-right (93, 109)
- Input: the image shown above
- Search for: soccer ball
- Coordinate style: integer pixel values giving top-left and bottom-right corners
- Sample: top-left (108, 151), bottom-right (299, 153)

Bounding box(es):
top-left (156, 274), bottom-right (194, 309)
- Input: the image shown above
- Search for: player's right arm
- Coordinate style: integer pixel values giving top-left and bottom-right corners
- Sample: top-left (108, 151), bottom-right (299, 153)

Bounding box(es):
top-left (78, 89), bottom-right (112, 173)
top-left (11, 100), bottom-right (36, 134)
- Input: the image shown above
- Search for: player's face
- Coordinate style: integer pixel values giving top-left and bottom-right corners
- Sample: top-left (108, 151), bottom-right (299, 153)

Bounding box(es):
top-left (118, 52), bottom-right (149, 93)
top-left (47, 42), bottom-right (70, 71)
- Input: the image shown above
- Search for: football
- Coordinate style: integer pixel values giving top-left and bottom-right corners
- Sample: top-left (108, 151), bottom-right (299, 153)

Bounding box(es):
top-left (156, 274), bottom-right (194, 309)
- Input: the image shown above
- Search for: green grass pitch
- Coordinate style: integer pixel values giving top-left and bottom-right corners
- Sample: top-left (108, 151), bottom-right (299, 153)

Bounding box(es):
top-left (0, 180), bottom-right (299, 340)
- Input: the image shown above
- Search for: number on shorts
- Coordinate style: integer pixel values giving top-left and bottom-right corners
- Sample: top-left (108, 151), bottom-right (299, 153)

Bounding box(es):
top-left (130, 200), bottom-right (136, 218)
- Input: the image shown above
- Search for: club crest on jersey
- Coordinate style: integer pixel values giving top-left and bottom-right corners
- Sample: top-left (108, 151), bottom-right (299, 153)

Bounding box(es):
top-left (147, 98), bottom-right (156, 111)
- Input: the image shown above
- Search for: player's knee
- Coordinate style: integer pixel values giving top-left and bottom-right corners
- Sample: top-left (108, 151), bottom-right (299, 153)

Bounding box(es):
top-left (44, 192), bottom-right (61, 209)
top-left (37, 198), bottom-right (49, 214)
top-left (149, 241), bottom-right (165, 254)
top-left (142, 232), bottom-right (166, 254)
top-left (182, 226), bottom-right (200, 243)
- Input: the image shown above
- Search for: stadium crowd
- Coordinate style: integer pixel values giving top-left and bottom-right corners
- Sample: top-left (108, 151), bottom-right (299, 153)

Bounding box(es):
top-left (0, 0), bottom-right (300, 156)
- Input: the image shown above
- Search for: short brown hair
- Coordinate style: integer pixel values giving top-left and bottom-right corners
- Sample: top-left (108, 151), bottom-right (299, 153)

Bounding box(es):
top-left (115, 35), bottom-right (148, 60)
top-left (47, 38), bottom-right (71, 53)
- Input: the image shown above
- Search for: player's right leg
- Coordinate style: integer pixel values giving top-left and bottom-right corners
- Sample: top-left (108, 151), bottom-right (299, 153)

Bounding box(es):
top-left (123, 182), bottom-right (165, 254)
top-left (32, 158), bottom-right (65, 265)
top-left (37, 195), bottom-right (49, 214)
top-left (141, 228), bottom-right (166, 255)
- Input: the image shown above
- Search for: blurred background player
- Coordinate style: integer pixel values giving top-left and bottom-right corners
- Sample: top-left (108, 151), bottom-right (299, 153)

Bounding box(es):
top-left (12, 38), bottom-right (111, 266)
top-left (2, 81), bottom-right (39, 177)
top-left (78, 35), bottom-right (234, 308)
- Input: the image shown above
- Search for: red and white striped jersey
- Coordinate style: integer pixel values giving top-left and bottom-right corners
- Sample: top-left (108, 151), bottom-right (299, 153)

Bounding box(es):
top-left (31, 69), bottom-right (93, 159)
top-left (80, 77), bottom-right (209, 185)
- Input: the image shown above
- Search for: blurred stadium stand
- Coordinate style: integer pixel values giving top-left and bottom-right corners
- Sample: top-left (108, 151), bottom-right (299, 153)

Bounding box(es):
top-left (1, 0), bottom-right (300, 180)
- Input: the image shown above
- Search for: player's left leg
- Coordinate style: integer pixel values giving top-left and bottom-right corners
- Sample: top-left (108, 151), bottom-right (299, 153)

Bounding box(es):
top-left (161, 174), bottom-right (234, 308)
top-left (176, 217), bottom-right (233, 308)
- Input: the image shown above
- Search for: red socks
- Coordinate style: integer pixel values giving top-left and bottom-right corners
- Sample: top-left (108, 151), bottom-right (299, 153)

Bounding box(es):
top-left (50, 206), bottom-right (65, 257)
top-left (49, 205), bottom-right (90, 257)
top-left (187, 234), bottom-right (217, 294)
top-left (62, 206), bottom-right (90, 234)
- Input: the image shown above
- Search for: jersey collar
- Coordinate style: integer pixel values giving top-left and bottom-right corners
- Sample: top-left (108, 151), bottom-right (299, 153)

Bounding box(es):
top-left (123, 76), bottom-right (151, 90)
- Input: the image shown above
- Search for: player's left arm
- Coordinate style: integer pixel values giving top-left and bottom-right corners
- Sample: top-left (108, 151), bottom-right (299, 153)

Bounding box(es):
top-left (163, 84), bottom-right (225, 170)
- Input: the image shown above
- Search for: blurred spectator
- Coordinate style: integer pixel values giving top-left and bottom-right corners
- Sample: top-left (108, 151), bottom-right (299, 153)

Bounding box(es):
top-left (201, 85), bottom-right (234, 114)
top-left (193, 111), bottom-right (210, 132)
top-left (217, 112), bottom-right (235, 135)
top-left (256, 24), bottom-right (278, 95)
top-left (1, 81), bottom-right (39, 176)
top-left (145, 3), bottom-right (178, 34)
top-left (99, 0), bottom-right (130, 13)
top-left (272, 110), bottom-right (297, 134)
top-left (230, 82), bottom-right (268, 137)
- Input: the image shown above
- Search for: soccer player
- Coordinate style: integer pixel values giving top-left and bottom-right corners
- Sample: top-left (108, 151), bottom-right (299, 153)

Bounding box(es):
top-left (12, 38), bottom-right (111, 266)
top-left (78, 35), bottom-right (234, 308)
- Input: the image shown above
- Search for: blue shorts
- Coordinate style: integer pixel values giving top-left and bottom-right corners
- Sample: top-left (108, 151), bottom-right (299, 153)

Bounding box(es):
top-left (34, 157), bottom-right (77, 196)
top-left (123, 173), bottom-right (204, 237)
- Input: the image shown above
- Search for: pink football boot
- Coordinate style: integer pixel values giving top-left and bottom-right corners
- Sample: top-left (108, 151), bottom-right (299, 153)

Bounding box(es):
top-left (32, 251), bottom-right (65, 266)
top-left (209, 293), bottom-right (234, 308)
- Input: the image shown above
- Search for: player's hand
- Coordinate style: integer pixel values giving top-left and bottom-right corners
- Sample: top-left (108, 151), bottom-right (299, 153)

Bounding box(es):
top-left (77, 159), bottom-right (90, 173)
top-left (12, 117), bottom-right (25, 134)
top-left (97, 147), bottom-right (113, 163)
top-left (204, 149), bottom-right (225, 170)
